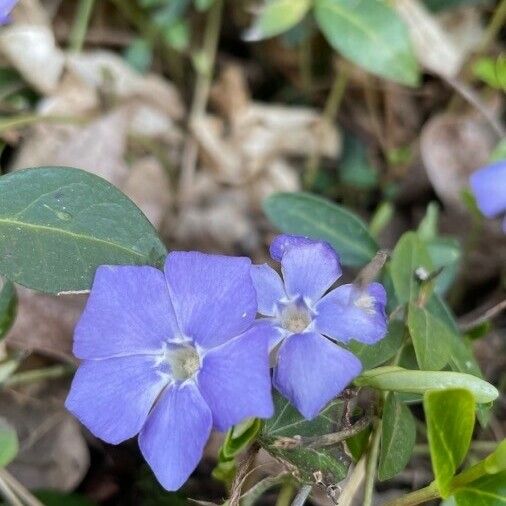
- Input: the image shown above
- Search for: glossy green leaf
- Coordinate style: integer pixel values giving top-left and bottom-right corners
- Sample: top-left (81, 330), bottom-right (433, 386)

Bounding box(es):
top-left (485, 440), bottom-right (506, 474)
top-left (244, 0), bottom-right (311, 41)
top-left (355, 367), bottom-right (498, 404)
top-left (390, 232), bottom-right (433, 304)
top-left (424, 389), bottom-right (475, 496)
top-left (0, 167), bottom-right (167, 294)
top-left (378, 393), bottom-right (416, 481)
top-left (314, 0), bottom-right (420, 86)
top-left (0, 280), bottom-right (16, 340)
top-left (0, 417), bottom-right (18, 467)
top-left (263, 192), bottom-right (378, 267)
top-left (472, 56), bottom-right (506, 90)
top-left (348, 319), bottom-right (405, 370)
top-left (454, 471), bottom-right (506, 506)
top-left (408, 303), bottom-right (451, 371)
top-left (260, 393), bottom-right (349, 485)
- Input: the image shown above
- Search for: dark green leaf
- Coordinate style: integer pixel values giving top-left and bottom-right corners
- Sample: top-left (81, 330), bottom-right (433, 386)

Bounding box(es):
top-left (345, 426), bottom-right (371, 462)
top-left (35, 491), bottom-right (96, 506)
top-left (424, 0), bottom-right (491, 12)
top-left (390, 232), bottom-right (433, 304)
top-left (263, 192), bottom-right (378, 267)
top-left (424, 389), bottom-right (475, 497)
top-left (0, 280), bottom-right (16, 340)
top-left (407, 303), bottom-right (451, 371)
top-left (426, 237), bottom-right (461, 295)
top-left (314, 0), bottom-right (420, 86)
top-left (348, 319), bottom-right (405, 370)
top-left (0, 417), bottom-right (18, 467)
top-left (338, 134), bottom-right (378, 190)
top-left (0, 167), bottom-right (167, 294)
top-left (378, 393), bottom-right (416, 481)
top-left (454, 471), bottom-right (506, 506)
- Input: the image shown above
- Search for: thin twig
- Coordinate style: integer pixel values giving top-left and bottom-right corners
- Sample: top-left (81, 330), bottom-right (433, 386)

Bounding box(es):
top-left (0, 469), bottom-right (44, 506)
top-left (337, 455), bottom-right (367, 506)
top-left (459, 299), bottom-right (506, 332)
top-left (363, 422), bottom-right (381, 506)
top-left (228, 445), bottom-right (259, 506)
top-left (354, 250), bottom-right (390, 288)
top-left (4, 365), bottom-right (75, 387)
top-left (290, 485), bottom-right (312, 506)
top-left (0, 473), bottom-right (23, 506)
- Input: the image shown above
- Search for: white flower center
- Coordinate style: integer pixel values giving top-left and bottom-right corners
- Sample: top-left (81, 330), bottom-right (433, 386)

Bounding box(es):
top-left (354, 293), bottom-right (375, 315)
top-left (280, 304), bottom-right (311, 333)
top-left (166, 345), bottom-right (201, 381)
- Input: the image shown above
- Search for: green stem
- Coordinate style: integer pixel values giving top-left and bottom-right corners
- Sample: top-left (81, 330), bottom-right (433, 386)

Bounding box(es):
top-left (69, 0), bottom-right (96, 52)
top-left (304, 65), bottom-right (349, 189)
top-left (4, 365), bottom-right (75, 387)
top-left (363, 422), bottom-right (381, 506)
top-left (275, 482), bottom-right (295, 506)
top-left (383, 482), bottom-right (440, 506)
top-left (478, 0), bottom-right (506, 53)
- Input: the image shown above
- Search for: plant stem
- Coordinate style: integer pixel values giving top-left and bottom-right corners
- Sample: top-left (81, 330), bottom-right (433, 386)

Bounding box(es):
top-left (363, 422), bottom-right (381, 506)
top-left (382, 482), bottom-right (439, 506)
top-left (291, 485), bottom-right (312, 506)
top-left (275, 482), bottom-right (296, 506)
top-left (478, 0), bottom-right (506, 53)
top-left (304, 64), bottom-right (349, 189)
top-left (69, 0), bottom-right (95, 52)
top-left (178, 0), bottom-right (223, 207)
top-left (0, 474), bottom-right (23, 506)
top-left (0, 469), bottom-right (44, 506)
top-left (4, 364), bottom-right (75, 387)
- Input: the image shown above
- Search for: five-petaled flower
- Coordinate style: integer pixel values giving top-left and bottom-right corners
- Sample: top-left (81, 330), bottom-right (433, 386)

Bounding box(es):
top-left (470, 159), bottom-right (506, 233)
top-left (65, 252), bottom-right (274, 491)
top-left (0, 0), bottom-right (18, 25)
top-left (251, 234), bottom-right (388, 420)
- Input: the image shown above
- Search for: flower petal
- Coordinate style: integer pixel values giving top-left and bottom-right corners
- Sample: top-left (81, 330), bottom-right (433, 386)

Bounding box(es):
top-left (270, 234), bottom-right (323, 262)
top-left (280, 241), bottom-right (341, 302)
top-left (470, 160), bottom-right (506, 218)
top-left (164, 252), bottom-right (257, 349)
top-left (139, 382), bottom-right (212, 491)
top-left (65, 356), bottom-right (166, 444)
top-left (251, 263), bottom-right (286, 316)
top-left (198, 324), bottom-right (274, 431)
top-left (315, 283), bottom-right (387, 344)
top-left (273, 332), bottom-right (362, 420)
top-left (73, 265), bottom-right (179, 359)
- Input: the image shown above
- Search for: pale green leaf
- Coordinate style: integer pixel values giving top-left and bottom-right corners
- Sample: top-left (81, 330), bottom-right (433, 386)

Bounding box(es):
top-left (0, 418), bottom-right (18, 467)
top-left (454, 472), bottom-right (506, 506)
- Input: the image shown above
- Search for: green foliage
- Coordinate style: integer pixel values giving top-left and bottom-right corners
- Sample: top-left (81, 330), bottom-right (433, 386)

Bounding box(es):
top-left (423, 0), bottom-right (489, 11)
top-left (454, 471), bottom-right (506, 506)
top-left (0, 280), bottom-right (16, 340)
top-left (472, 56), bottom-right (506, 90)
top-left (407, 303), bottom-right (451, 371)
top-left (124, 38), bottom-right (153, 73)
top-left (0, 418), bottom-right (18, 468)
top-left (263, 192), bottom-right (378, 267)
top-left (35, 491), bottom-right (96, 506)
top-left (356, 367), bottom-right (498, 404)
top-left (314, 0), bottom-right (420, 86)
top-left (390, 232), bottom-right (433, 304)
top-left (244, 0), bottom-right (312, 41)
top-left (0, 167), bottom-right (166, 294)
top-left (378, 393), bottom-right (416, 481)
top-left (260, 393), bottom-right (349, 486)
top-left (348, 319), bottom-right (405, 370)
top-left (424, 389), bottom-right (475, 497)
top-left (425, 237), bottom-right (461, 295)
top-left (338, 133), bottom-right (378, 190)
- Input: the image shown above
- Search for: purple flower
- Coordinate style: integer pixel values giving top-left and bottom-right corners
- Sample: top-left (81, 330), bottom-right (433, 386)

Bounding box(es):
top-left (251, 234), bottom-right (387, 420)
top-left (0, 0), bottom-right (17, 25)
top-left (470, 160), bottom-right (506, 232)
top-left (65, 252), bottom-right (274, 491)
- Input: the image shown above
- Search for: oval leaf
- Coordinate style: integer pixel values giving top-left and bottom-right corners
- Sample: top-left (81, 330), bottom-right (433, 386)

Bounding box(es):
top-left (355, 367), bottom-right (498, 404)
top-left (0, 167), bottom-right (167, 294)
top-left (454, 471), bottom-right (506, 506)
top-left (244, 0), bottom-right (311, 41)
top-left (424, 389), bottom-right (475, 497)
top-left (379, 393), bottom-right (416, 481)
top-left (263, 192), bottom-right (378, 267)
top-left (314, 0), bottom-right (420, 86)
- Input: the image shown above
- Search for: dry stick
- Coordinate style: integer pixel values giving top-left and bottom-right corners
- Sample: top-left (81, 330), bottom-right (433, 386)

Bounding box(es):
top-left (459, 298), bottom-right (506, 332)
top-left (290, 485), bottom-right (312, 506)
top-left (0, 469), bottom-right (44, 506)
top-left (337, 455), bottom-right (367, 506)
top-left (0, 473), bottom-right (23, 506)
top-left (178, 0), bottom-right (223, 208)
top-left (362, 422), bottom-right (382, 506)
top-left (228, 445), bottom-right (259, 506)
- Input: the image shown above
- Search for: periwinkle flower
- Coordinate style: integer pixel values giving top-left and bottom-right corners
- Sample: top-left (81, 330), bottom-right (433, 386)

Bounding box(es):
top-left (470, 160), bottom-right (506, 232)
top-left (66, 252), bottom-right (274, 491)
top-left (0, 0), bottom-right (17, 25)
top-left (251, 234), bottom-right (387, 420)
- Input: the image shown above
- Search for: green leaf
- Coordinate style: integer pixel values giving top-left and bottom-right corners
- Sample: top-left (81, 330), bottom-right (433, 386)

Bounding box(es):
top-left (485, 440), bottom-right (506, 474)
top-left (244, 0), bottom-right (312, 41)
top-left (348, 319), bottom-right (405, 370)
top-left (378, 393), bottom-right (416, 481)
top-left (345, 426), bottom-right (371, 462)
top-left (472, 56), bottom-right (506, 90)
top-left (426, 237), bottom-right (461, 294)
top-left (263, 192), bottom-right (378, 267)
top-left (194, 0), bottom-right (214, 11)
top-left (124, 38), bottom-right (153, 74)
top-left (338, 134), bottom-right (378, 190)
top-left (0, 417), bottom-right (18, 468)
top-left (0, 167), bottom-right (167, 294)
top-left (407, 303), bottom-right (451, 371)
top-left (390, 232), bottom-right (433, 304)
top-left (35, 491), bottom-right (96, 506)
top-left (260, 393), bottom-right (349, 485)
top-left (0, 280), bottom-right (16, 340)
top-left (454, 471), bottom-right (506, 506)
top-left (355, 367), bottom-right (498, 404)
top-left (424, 389), bottom-right (475, 497)
top-left (314, 0), bottom-right (420, 86)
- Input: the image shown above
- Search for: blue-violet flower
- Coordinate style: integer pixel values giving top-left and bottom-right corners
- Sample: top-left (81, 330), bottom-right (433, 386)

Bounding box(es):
top-left (66, 252), bottom-right (274, 491)
top-left (470, 159), bottom-right (506, 232)
top-left (251, 234), bottom-right (387, 420)
top-left (0, 0), bottom-right (17, 25)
